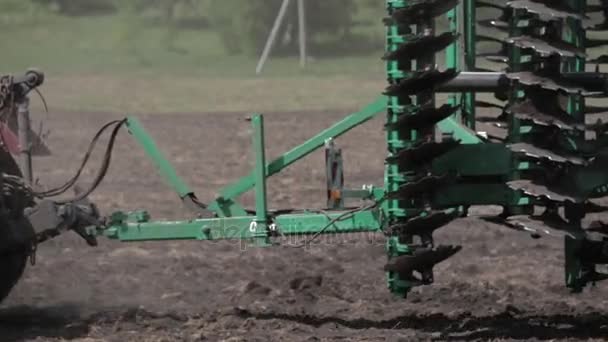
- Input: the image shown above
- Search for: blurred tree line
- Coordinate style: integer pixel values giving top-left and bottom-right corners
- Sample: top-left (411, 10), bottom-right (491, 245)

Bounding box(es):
top-left (27, 0), bottom-right (383, 55)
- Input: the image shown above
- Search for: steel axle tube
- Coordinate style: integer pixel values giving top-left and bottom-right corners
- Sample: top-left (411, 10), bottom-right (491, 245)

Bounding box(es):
top-left (438, 72), bottom-right (505, 92)
top-left (437, 71), bottom-right (608, 93)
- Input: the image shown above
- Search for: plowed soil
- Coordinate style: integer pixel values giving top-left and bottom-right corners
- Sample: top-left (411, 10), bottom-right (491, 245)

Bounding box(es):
top-left (1, 109), bottom-right (608, 341)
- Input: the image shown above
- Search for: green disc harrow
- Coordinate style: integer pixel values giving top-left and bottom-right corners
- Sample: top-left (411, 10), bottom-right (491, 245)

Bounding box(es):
top-left (3, 0), bottom-right (608, 302)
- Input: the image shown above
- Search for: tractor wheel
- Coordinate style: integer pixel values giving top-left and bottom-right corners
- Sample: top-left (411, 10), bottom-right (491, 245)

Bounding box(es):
top-left (0, 148), bottom-right (35, 304)
top-left (0, 250), bottom-right (28, 303)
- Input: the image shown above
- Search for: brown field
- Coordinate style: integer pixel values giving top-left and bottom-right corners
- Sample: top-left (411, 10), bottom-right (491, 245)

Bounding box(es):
top-left (1, 108), bottom-right (608, 341)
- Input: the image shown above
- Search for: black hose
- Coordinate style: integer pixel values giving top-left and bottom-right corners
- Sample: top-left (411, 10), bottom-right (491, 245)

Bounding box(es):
top-left (34, 119), bottom-right (126, 201)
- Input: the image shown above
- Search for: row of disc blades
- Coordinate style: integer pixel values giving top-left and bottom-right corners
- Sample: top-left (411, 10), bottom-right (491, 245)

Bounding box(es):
top-left (383, 0), bottom-right (608, 292)
top-left (383, 0), bottom-right (465, 289)
top-left (477, 0), bottom-right (608, 289)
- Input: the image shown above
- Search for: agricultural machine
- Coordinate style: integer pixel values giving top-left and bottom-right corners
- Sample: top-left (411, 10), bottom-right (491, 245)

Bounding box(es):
top-left (3, 0), bottom-right (608, 303)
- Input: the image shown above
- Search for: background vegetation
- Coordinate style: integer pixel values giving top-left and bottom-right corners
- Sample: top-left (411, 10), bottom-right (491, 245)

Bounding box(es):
top-left (0, 0), bottom-right (452, 114)
top-left (25, 0), bottom-right (385, 55)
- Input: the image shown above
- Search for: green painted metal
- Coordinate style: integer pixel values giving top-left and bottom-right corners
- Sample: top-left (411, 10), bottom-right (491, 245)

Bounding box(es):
top-left (125, 117), bottom-right (194, 199)
top-left (463, 0), bottom-right (476, 129)
top-left (432, 144), bottom-right (511, 176)
top-left (207, 97), bottom-right (387, 217)
top-left (446, 7), bottom-right (460, 115)
top-left (251, 115), bottom-right (271, 246)
top-left (503, 5), bottom-right (530, 218)
top-left (384, 0), bottom-right (416, 298)
top-left (565, 0), bottom-right (586, 122)
top-left (437, 117), bottom-right (481, 144)
top-left (102, 209), bottom-right (381, 242)
top-left (506, 7), bottom-right (524, 146)
top-left (434, 184), bottom-right (529, 207)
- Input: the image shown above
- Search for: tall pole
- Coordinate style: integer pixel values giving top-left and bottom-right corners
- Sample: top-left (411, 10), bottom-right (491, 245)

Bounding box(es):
top-left (297, 0), bottom-right (307, 68)
top-left (256, 0), bottom-right (291, 75)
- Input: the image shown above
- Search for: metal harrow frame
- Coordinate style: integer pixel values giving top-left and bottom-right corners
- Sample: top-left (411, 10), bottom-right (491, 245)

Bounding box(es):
top-left (6, 0), bottom-right (608, 300)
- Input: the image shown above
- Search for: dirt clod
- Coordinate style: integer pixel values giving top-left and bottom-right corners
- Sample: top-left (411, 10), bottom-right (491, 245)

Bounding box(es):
top-left (289, 276), bottom-right (323, 291)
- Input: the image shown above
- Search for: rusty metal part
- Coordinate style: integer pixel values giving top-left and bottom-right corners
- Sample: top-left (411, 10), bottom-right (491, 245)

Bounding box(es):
top-left (386, 104), bottom-right (459, 130)
top-left (384, 69), bottom-right (459, 97)
top-left (387, 140), bottom-right (461, 169)
top-left (509, 143), bottom-right (587, 166)
top-left (383, 32), bottom-right (459, 62)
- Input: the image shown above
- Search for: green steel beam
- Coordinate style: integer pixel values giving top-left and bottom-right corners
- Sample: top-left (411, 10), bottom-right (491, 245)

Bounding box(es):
top-left (251, 114), bottom-right (270, 246)
top-left (207, 96), bottom-right (387, 217)
top-left (446, 6), bottom-right (461, 116)
top-left (463, 0), bottom-right (476, 129)
top-left (102, 209), bottom-right (381, 242)
top-left (126, 117), bottom-right (194, 199)
top-left (437, 117), bottom-right (481, 144)
top-left (252, 114), bottom-right (268, 225)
